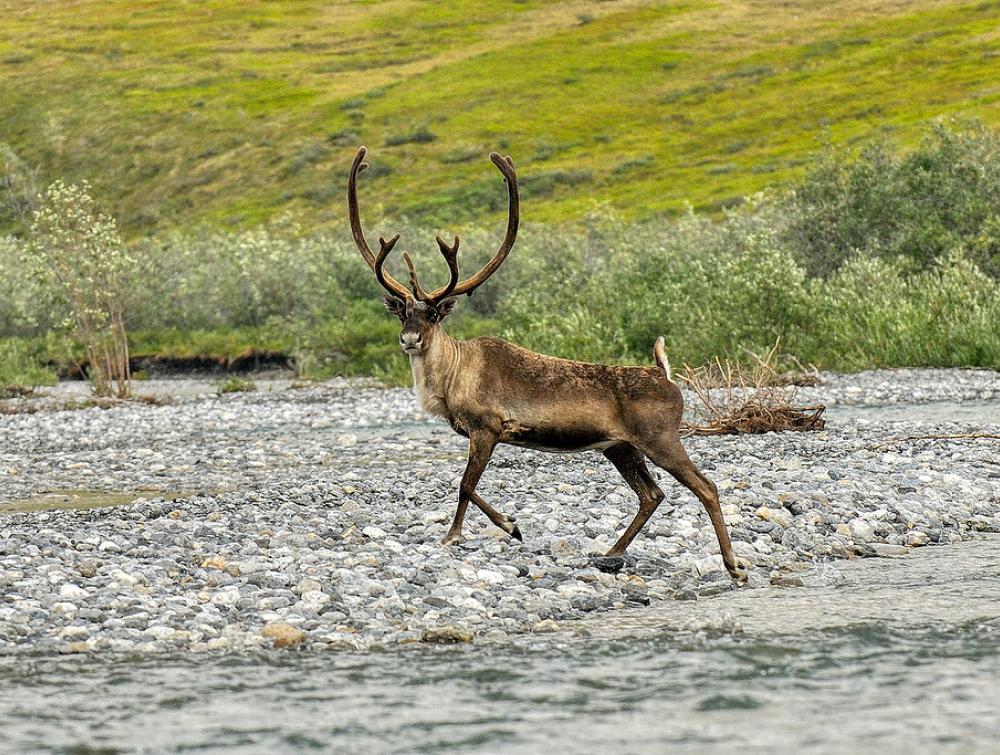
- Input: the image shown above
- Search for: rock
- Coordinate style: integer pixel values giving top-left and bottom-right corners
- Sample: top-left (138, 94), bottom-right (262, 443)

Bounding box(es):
top-left (262, 623), bottom-right (307, 648)
top-left (59, 583), bottom-right (88, 601)
top-left (77, 560), bottom-right (98, 578)
top-left (906, 531), bottom-right (930, 547)
top-left (421, 626), bottom-right (474, 644)
top-left (298, 590), bottom-right (332, 611)
top-left (1, 371), bottom-right (997, 658)
top-left (61, 640), bottom-right (95, 654)
top-left (211, 586), bottom-right (241, 607)
top-left (144, 625), bottom-right (176, 641)
top-left (294, 578), bottom-right (323, 594)
top-left (756, 506), bottom-right (792, 529)
top-left (550, 538), bottom-right (578, 562)
top-left (532, 619), bottom-right (561, 633)
top-left (849, 518), bottom-right (875, 542)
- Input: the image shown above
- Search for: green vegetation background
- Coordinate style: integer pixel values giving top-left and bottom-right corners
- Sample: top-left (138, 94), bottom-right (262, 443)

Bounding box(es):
top-left (2, 0), bottom-right (1000, 386)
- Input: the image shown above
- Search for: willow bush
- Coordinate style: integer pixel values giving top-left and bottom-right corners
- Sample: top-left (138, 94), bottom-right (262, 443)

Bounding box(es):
top-left (1, 123), bottom-right (999, 384)
top-left (26, 181), bottom-right (134, 397)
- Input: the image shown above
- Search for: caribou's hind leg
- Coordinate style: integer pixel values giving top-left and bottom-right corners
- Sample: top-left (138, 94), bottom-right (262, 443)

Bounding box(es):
top-left (596, 443), bottom-right (666, 572)
top-left (637, 434), bottom-right (747, 581)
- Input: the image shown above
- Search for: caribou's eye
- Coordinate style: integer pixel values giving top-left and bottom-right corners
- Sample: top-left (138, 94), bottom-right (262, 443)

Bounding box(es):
top-left (427, 311), bottom-right (439, 323)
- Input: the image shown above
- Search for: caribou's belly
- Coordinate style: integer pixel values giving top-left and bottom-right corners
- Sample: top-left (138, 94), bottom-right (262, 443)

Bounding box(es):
top-left (506, 438), bottom-right (617, 454)
top-left (499, 419), bottom-right (617, 454)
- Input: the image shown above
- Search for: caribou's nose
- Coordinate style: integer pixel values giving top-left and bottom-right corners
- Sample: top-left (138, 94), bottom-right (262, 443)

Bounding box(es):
top-left (400, 332), bottom-right (422, 351)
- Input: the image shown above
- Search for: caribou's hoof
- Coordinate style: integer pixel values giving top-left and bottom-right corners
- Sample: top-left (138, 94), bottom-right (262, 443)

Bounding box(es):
top-left (592, 556), bottom-right (626, 574)
top-left (440, 532), bottom-right (463, 546)
top-left (727, 557), bottom-right (751, 583)
top-left (509, 523), bottom-right (523, 541)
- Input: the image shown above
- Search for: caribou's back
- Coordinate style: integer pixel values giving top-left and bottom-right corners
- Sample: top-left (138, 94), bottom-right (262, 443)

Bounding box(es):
top-left (453, 337), bottom-right (683, 451)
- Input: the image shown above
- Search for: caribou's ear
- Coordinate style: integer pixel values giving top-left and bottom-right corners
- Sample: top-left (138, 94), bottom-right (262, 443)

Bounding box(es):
top-left (436, 298), bottom-right (458, 319)
top-left (383, 295), bottom-right (405, 317)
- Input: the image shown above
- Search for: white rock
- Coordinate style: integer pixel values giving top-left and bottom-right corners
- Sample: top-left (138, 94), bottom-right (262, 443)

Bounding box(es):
top-left (211, 586), bottom-right (241, 607)
top-left (756, 506), bottom-right (792, 528)
top-left (906, 531), bottom-right (930, 547)
top-left (144, 625), bottom-right (176, 640)
top-left (475, 569), bottom-right (505, 585)
top-left (299, 590), bottom-right (331, 610)
top-left (59, 583), bottom-right (88, 601)
top-left (849, 518), bottom-right (875, 542)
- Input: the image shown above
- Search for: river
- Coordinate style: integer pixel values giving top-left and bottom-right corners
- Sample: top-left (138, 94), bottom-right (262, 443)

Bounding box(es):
top-left (3, 536), bottom-right (998, 753)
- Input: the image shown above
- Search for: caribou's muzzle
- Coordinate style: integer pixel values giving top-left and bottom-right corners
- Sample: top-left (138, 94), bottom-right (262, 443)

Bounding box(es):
top-left (400, 332), bottom-right (422, 354)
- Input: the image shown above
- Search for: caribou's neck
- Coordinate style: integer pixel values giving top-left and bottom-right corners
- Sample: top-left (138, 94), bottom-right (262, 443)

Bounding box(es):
top-left (409, 329), bottom-right (462, 419)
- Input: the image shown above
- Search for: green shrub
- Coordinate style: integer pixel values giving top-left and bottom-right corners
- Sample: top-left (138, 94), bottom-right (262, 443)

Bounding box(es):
top-left (2, 123), bottom-right (999, 381)
top-left (783, 121), bottom-right (1000, 277)
top-left (0, 338), bottom-right (57, 388)
top-left (217, 376), bottom-right (256, 394)
top-left (384, 126), bottom-right (437, 146)
top-left (27, 180), bottom-right (134, 397)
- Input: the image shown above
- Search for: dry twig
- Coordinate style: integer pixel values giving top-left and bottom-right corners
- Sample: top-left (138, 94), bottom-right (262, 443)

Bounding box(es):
top-left (678, 339), bottom-right (826, 436)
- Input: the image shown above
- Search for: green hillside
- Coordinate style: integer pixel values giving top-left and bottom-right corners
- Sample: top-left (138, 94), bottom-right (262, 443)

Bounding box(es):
top-left (2, 0), bottom-right (1000, 234)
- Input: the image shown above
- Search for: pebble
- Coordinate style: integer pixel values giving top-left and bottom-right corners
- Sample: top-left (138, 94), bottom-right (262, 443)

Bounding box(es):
top-left (0, 370), bottom-right (998, 656)
top-left (262, 623), bottom-right (306, 649)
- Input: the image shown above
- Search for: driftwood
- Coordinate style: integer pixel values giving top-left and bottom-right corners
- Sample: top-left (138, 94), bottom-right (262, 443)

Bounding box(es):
top-left (679, 339), bottom-right (826, 436)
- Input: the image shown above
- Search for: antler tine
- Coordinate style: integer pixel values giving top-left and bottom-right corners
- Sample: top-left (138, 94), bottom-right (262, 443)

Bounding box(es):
top-left (428, 235), bottom-right (460, 301)
top-left (347, 146), bottom-right (411, 300)
top-left (402, 252), bottom-right (433, 301)
top-left (443, 152), bottom-right (520, 299)
top-left (374, 234), bottom-right (402, 296)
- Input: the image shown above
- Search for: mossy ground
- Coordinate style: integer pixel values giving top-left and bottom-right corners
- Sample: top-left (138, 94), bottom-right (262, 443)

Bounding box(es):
top-left (2, 0), bottom-right (999, 234)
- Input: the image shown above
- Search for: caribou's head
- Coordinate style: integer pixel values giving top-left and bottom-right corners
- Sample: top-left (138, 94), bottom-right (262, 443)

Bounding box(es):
top-left (347, 146), bottom-right (519, 356)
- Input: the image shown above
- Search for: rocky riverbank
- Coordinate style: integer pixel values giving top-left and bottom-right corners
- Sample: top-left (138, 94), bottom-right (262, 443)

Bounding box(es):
top-left (1, 370), bottom-right (998, 655)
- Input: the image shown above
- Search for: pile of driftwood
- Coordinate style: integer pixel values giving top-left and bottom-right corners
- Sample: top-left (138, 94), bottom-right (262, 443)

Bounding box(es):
top-left (679, 339), bottom-right (826, 436)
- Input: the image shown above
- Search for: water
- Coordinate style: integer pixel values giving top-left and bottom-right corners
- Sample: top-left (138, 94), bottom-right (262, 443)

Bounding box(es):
top-left (825, 399), bottom-right (1000, 424)
top-left (3, 624), bottom-right (998, 754)
top-left (4, 538), bottom-right (999, 754)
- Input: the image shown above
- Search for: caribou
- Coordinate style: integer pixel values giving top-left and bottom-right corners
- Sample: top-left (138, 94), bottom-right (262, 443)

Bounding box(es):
top-left (347, 146), bottom-right (746, 579)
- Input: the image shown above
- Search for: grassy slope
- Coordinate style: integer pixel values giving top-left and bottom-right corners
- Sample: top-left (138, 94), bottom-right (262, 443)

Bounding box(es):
top-left (2, 0), bottom-right (1000, 234)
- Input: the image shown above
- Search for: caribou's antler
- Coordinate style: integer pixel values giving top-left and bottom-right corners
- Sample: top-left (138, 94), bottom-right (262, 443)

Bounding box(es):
top-left (373, 234), bottom-right (402, 298)
top-left (348, 147), bottom-right (411, 301)
top-left (405, 235), bottom-right (460, 303)
top-left (426, 152), bottom-right (519, 300)
top-left (349, 147), bottom-right (519, 304)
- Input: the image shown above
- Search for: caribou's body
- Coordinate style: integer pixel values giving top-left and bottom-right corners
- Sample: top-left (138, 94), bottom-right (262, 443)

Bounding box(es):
top-left (348, 147), bottom-right (745, 579)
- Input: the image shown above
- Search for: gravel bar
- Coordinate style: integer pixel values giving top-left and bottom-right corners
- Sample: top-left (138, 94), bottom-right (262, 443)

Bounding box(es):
top-left (1, 370), bottom-right (999, 655)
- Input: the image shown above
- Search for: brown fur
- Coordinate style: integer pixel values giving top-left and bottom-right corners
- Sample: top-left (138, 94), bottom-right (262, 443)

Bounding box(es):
top-left (396, 318), bottom-right (745, 580)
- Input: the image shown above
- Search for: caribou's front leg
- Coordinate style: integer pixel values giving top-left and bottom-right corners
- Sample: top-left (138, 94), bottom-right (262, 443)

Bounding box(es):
top-left (441, 429), bottom-right (498, 545)
top-left (471, 492), bottom-right (522, 540)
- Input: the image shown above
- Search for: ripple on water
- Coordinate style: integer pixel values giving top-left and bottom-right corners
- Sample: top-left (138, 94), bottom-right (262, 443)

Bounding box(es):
top-left (2, 622), bottom-right (1000, 752)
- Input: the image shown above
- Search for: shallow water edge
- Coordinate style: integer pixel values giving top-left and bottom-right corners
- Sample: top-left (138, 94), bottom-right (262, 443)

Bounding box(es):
top-left (2, 536), bottom-right (998, 754)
